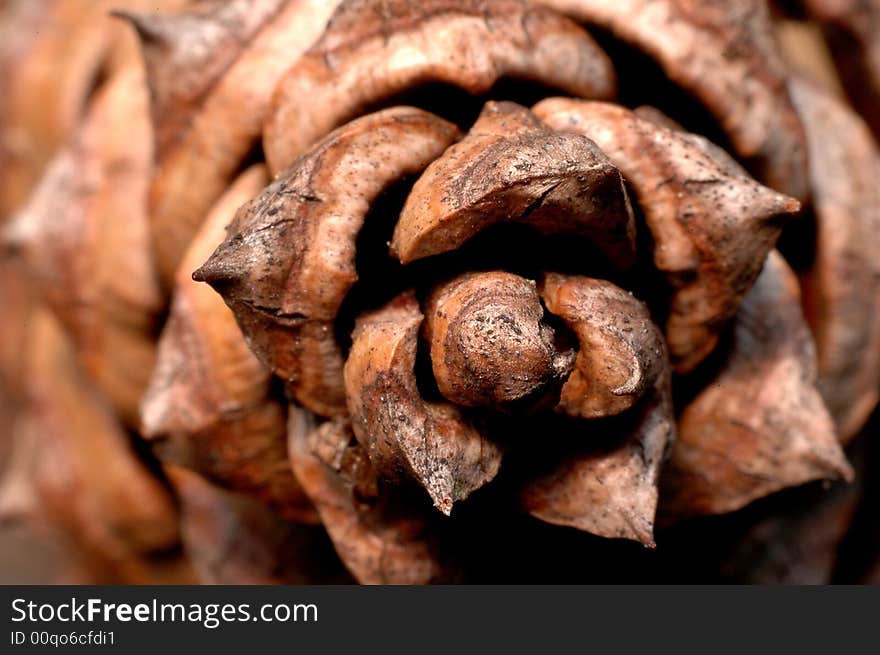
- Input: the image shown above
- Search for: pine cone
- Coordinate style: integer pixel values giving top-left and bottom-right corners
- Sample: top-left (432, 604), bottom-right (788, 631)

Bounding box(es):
top-left (1, 0), bottom-right (878, 584)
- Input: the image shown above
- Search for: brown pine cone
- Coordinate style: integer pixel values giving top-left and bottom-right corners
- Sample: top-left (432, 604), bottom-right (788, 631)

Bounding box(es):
top-left (1, 0), bottom-right (879, 584)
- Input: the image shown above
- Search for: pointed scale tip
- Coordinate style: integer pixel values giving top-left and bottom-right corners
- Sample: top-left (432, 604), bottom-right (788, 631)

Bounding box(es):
top-left (783, 196), bottom-right (802, 214)
top-left (836, 457), bottom-right (856, 484)
top-left (626, 515), bottom-right (657, 549)
top-left (0, 210), bottom-right (35, 259)
top-left (808, 422), bottom-right (855, 484)
top-left (190, 264), bottom-right (210, 283)
top-left (191, 252), bottom-right (240, 286)
top-left (760, 190), bottom-right (801, 224)
top-left (138, 390), bottom-right (169, 441)
top-left (434, 496), bottom-right (453, 517)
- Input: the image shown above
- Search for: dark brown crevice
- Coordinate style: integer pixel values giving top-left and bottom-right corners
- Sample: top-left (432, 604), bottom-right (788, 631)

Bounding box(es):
top-left (775, 202), bottom-right (817, 275)
top-left (237, 138), bottom-right (268, 177)
top-left (617, 180), bottom-right (674, 330)
top-left (126, 426), bottom-right (177, 509)
top-left (771, 0), bottom-right (808, 20)
top-left (669, 324), bottom-right (735, 418)
top-left (333, 174), bottom-right (421, 355)
top-left (336, 198), bottom-right (632, 363)
top-left (354, 77), bottom-right (593, 134)
top-left (586, 26), bottom-right (737, 166)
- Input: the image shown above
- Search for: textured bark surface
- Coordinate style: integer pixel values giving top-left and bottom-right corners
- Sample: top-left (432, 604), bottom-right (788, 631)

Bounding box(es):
top-left (790, 79), bottom-right (880, 443)
top-left (521, 362), bottom-right (674, 546)
top-left (424, 271), bottom-right (574, 409)
top-left (195, 107), bottom-right (459, 417)
top-left (288, 411), bottom-right (454, 583)
top-left (535, 99), bottom-right (800, 372)
top-left (540, 273), bottom-right (665, 419)
top-left (660, 252), bottom-right (853, 519)
top-left (393, 101), bottom-right (635, 268)
top-left (534, 0), bottom-right (809, 200)
top-left (344, 293), bottom-right (502, 515)
top-left (142, 165), bottom-right (315, 522)
top-left (137, 0), bottom-right (341, 282)
top-left (264, 0), bottom-right (615, 172)
top-left (3, 70), bottom-right (161, 425)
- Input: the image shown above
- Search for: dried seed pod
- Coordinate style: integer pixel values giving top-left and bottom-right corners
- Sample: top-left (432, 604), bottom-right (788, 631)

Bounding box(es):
top-left (535, 98), bottom-right (800, 372)
top-left (288, 411), bottom-right (454, 584)
top-left (521, 364), bottom-right (675, 546)
top-left (392, 101), bottom-right (636, 269)
top-left (194, 107), bottom-right (460, 417)
top-left (136, 0), bottom-right (342, 282)
top-left (344, 292), bottom-right (502, 515)
top-left (789, 79), bottom-right (880, 443)
top-left (533, 0), bottom-right (809, 200)
top-left (165, 464), bottom-right (336, 584)
top-left (3, 69), bottom-right (162, 426)
top-left (539, 273), bottom-right (665, 419)
top-left (264, 0), bottom-right (616, 172)
top-left (423, 271), bottom-right (575, 409)
top-left (660, 251), bottom-right (853, 520)
top-left (141, 165), bottom-right (315, 522)
top-left (0, 309), bottom-right (180, 562)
